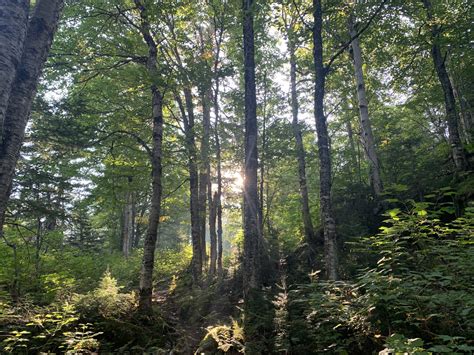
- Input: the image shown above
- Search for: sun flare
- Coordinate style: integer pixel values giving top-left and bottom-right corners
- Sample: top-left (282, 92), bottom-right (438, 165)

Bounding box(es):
top-left (221, 169), bottom-right (244, 193)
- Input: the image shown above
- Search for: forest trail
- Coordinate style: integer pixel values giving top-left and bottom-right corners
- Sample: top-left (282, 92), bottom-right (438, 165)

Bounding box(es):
top-left (152, 276), bottom-right (240, 353)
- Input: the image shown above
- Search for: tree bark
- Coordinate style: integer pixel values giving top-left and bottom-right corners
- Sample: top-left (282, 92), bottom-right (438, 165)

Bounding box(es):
top-left (122, 177), bottom-right (134, 258)
top-left (198, 88), bottom-right (212, 269)
top-left (259, 72), bottom-right (267, 237)
top-left (0, 0), bottom-right (64, 238)
top-left (209, 191), bottom-right (217, 276)
top-left (289, 41), bottom-right (317, 248)
top-left (421, 0), bottom-right (468, 171)
top-left (450, 73), bottom-right (473, 145)
top-left (242, 0), bottom-right (261, 293)
top-left (0, 0), bottom-right (29, 141)
top-left (133, 202), bottom-right (147, 248)
top-left (213, 70), bottom-right (224, 277)
top-left (312, 0), bottom-right (337, 280)
top-left (180, 89), bottom-right (203, 280)
top-left (134, 0), bottom-right (164, 313)
top-left (211, 4), bottom-right (225, 278)
top-left (348, 15), bottom-right (383, 195)
top-left (139, 87), bottom-right (163, 312)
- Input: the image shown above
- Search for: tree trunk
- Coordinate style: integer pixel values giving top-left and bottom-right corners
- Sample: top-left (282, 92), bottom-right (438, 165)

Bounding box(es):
top-left (450, 74), bottom-right (473, 145)
top-left (0, 0), bottom-right (64, 238)
top-left (139, 87), bottom-right (163, 312)
top-left (345, 111), bottom-right (358, 183)
top-left (133, 203), bottom-right (146, 248)
top-left (312, 0), bottom-right (337, 280)
top-left (289, 41), bottom-right (317, 248)
top-left (259, 72), bottom-right (267, 237)
top-left (182, 88), bottom-right (203, 280)
top-left (122, 178), bottom-right (134, 258)
top-left (198, 88), bottom-right (212, 269)
top-left (348, 16), bottom-right (383, 195)
top-left (0, 0), bottom-right (29, 140)
top-left (242, 0), bottom-right (261, 293)
top-left (214, 72), bottom-right (224, 277)
top-left (421, 0), bottom-right (468, 171)
top-left (134, 0), bottom-right (164, 313)
top-left (211, 6), bottom-right (225, 278)
top-left (35, 216), bottom-right (42, 278)
top-left (209, 191), bottom-right (217, 276)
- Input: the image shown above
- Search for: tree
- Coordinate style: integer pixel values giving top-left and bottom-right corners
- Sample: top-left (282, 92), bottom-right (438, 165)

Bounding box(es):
top-left (0, 0), bottom-right (64, 239)
top-left (133, 0), bottom-right (165, 313)
top-left (348, 11), bottom-right (383, 196)
top-left (242, 0), bottom-right (261, 292)
top-left (421, 0), bottom-right (468, 171)
top-left (121, 176), bottom-right (135, 258)
top-left (0, 0), bottom-right (29, 135)
top-left (282, 3), bottom-right (317, 251)
top-left (312, 0), bottom-right (338, 280)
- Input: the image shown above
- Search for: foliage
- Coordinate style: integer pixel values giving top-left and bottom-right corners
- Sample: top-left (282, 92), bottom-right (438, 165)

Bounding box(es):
top-left (379, 334), bottom-right (427, 354)
top-left (281, 203), bottom-right (474, 354)
top-left (356, 203), bottom-right (474, 342)
top-left (73, 270), bottom-right (137, 319)
top-left (0, 302), bottom-right (101, 353)
top-left (198, 319), bottom-right (245, 354)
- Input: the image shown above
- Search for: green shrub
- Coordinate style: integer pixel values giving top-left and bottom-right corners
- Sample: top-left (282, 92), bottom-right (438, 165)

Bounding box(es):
top-left (0, 302), bottom-right (102, 353)
top-left (356, 204), bottom-right (474, 342)
top-left (283, 203), bottom-right (474, 354)
top-left (73, 270), bottom-right (137, 319)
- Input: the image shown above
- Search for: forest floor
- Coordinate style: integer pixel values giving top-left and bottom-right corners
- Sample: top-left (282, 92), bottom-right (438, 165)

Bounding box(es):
top-left (152, 273), bottom-right (241, 353)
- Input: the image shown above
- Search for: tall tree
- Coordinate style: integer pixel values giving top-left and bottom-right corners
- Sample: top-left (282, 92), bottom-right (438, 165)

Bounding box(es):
top-left (348, 13), bottom-right (383, 195)
top-left (283, 6), bottom-right (317, 250)
top-left (176, 89), bottom-right (202, 279)
top-left (198, 68), bottom-right (212, 270)
top-left (242, 0), bottom-right (261, 292)
top-left (0, 0), bottom-right (64, 238)
top-left (134, 0), bottom-right (164, 313)
top-left (312, 0), bottom-right (338, 280)
top-left (212, 15), bottom-right (224, 275)
top-left (163, 10), bottom-right (204, 278)
top-left (421, 0), bottom-right (468, 171)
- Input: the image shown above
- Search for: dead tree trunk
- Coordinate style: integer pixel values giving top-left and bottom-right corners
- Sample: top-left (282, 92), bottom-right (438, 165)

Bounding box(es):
top-left (0, 0), bottom-right (64, 238)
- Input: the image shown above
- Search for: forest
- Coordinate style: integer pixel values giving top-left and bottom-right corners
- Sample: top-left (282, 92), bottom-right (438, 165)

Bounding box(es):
top-left (0, 0), bottom-right (473, 353)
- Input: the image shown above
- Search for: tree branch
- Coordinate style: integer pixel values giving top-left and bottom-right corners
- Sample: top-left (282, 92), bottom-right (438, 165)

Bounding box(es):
top-left (325, 0), bottom-right (388, 71)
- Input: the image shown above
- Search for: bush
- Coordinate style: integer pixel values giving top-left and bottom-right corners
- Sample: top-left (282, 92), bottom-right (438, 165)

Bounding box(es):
top-left (0, 302), bottom-right (101, 353)
top-left (356, 204), bottom-right (474, 343)
top-left (73, 270), bottom-right (137, 319)
top-left (283, 202), bottom-right (474, 354)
